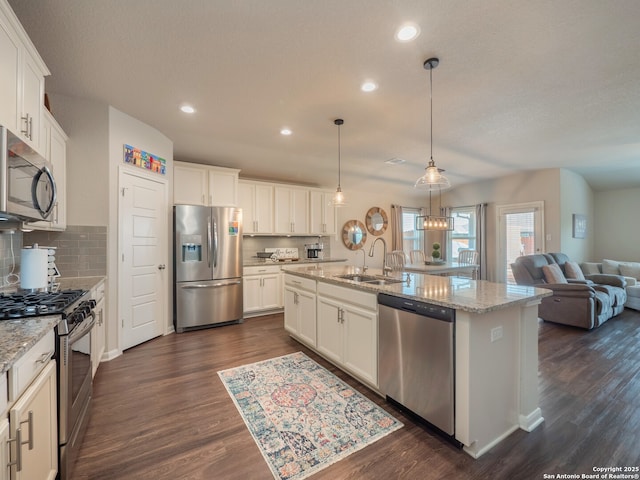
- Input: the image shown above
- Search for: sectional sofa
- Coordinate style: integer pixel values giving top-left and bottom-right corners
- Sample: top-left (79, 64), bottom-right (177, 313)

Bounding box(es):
top-left (581, 259), bottom-right (640, 311)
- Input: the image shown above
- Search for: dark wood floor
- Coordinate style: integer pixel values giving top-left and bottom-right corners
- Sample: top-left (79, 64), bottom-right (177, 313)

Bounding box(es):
top-left (71, 309), bottom-right (640, 480)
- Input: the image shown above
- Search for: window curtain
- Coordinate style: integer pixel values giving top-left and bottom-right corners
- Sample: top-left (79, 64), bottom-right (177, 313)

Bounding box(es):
top-left (475, 203), bottom-right (487, 280)
top-left (443, 206), bottom-right (452, 261)
top-left (390, 204), bottom-right (403, 251)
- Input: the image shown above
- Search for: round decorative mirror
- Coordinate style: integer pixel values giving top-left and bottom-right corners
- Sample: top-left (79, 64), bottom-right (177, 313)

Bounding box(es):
top-left (342, 220), bottom-right (367, 250)
top-left (365, 207), bottom-right (388, 236)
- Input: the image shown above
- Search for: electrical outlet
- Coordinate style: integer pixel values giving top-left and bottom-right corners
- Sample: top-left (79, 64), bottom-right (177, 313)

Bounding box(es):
top-left (491, 326), bottom-right (503, 342)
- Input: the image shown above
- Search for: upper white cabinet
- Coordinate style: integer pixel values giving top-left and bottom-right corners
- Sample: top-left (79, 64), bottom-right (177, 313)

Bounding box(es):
top-left (26, 110), bottom-right (67, 231)
top-left (0, 1), bottom-right (49, 154)
top-left (173, 161), bottom-right (239, 206)
top-left (238, 180), bottom-right (273, 234)
top-left (309, 189), bottom-right (336, 235)
top-left (274, 186), bottom-right (308, 235)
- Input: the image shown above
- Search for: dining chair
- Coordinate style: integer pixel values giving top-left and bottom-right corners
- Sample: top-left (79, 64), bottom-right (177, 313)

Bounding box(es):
top-left (457, 250), bottom-right (479, 279)
top-left (409, 250), bottom-right (426, 264)
top-left (386, 251), bottom-right (406, 271)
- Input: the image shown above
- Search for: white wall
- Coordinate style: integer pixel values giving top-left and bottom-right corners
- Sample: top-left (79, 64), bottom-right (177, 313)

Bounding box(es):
top-left (593, 187), bottom-right (640, 261)
top-left (559, 169), bottom-right (594, 262)
top-left (328, 185), bottom-right (427, 269)
top-left (443, 169), bottom-right (561, 281)
top-left (49, 94), bottom-right (109, 226)
top-left (108, 106), bottom-right (173, 353)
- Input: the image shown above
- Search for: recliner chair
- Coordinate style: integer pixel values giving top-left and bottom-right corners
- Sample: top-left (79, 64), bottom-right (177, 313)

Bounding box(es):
top-left (511, 253), bottom-right (627, 329)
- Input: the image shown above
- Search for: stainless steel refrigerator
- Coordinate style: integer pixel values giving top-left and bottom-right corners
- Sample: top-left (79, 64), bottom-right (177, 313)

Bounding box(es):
top-left (173, 205), bottom-right (243, 332)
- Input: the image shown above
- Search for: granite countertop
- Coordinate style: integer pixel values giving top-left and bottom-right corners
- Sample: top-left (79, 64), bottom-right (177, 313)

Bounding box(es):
top-left (244, 258), bottom-right (347, 267)
top-left (282, 264), bottom-right (552, 314)
top-left (0, 315), bottom-right (60, 375)
top-left (0, 276), bottom-right (106, 376)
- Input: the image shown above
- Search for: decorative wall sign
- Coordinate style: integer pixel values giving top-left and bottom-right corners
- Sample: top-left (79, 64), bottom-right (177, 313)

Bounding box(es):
top-left (572, 214), bottom-right (587, 239)
top-left (124, 144), bottom-right (166, 175)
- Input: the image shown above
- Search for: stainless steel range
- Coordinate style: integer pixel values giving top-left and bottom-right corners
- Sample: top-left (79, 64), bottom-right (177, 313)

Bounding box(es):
top-left (0, 289), bottom-right (96, 480)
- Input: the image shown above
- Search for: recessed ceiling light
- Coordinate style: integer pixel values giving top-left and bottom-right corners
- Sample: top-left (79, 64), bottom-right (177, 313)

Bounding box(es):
top-left (180, 105), bottom-right (195, 114)
top-left (385, 157), bottom-right (406, 165)
top-left (280, 128), bottom-right (292, 136)
top-left (395, 23), bottom-right (420, 42)
top-left (361, 81), bottom-right (378, 92)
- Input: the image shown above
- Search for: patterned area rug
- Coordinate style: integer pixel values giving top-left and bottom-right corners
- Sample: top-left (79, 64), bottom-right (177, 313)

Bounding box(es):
top-left (218, 352), bottom-right (402, 480)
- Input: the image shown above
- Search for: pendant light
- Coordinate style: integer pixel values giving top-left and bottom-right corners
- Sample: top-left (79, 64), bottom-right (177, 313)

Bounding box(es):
top-left (415, 57), bottom-right (454, 231)
top-left (332, 118), bottom-right (346, 207)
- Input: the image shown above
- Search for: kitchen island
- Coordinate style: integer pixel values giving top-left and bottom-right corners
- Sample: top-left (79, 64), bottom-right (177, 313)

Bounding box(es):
top-left (281, 264), bottom-right (552, 459)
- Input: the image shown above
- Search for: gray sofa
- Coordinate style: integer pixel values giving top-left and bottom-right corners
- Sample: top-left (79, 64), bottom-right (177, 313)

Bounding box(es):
top-left (511, 253), bottom-right (627, 329)
top-left (581, 259), bottom-right (640, 311)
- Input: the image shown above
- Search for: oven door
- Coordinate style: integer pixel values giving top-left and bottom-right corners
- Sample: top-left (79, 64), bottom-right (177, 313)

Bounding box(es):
top-left (58, 314), bottom-right (95, 445)
top-left (0, 126), bottom-right (57, 221)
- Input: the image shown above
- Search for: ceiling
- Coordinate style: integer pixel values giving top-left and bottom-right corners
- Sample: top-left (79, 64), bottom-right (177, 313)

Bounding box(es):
top-left (9, 0), bottom-right (640, 196)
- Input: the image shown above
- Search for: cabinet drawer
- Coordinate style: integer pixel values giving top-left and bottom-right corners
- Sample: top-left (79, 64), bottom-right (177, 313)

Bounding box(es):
top-left (8, 329), bottom-right (55, 402)
top-left (284, 274), bottom-right (316, 292)
top-left (317, 282), bottom-right (377, 311)
top-left (244, 265), bottom-right (281, 276)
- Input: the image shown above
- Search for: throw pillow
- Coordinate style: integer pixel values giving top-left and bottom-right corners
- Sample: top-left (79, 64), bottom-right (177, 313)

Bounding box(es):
top-left (581, 262), bottom-right (601, 275)
top-left (542, 263), bottom-right (568, 284)
top-left (564, 261), bottom-right (586, 281)
top-left (602, 259), bottom-right (621, 275)
top-left (619, 262), bottom-right (640, 280)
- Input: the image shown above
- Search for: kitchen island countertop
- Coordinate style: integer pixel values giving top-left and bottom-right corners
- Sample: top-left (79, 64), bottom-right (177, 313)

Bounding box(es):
top-left (282, 264), bottom-right (551, 314)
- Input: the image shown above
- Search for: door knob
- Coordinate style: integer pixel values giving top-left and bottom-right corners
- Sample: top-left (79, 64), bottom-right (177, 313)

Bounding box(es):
top-left (158, 264), bottom-right (166, 270)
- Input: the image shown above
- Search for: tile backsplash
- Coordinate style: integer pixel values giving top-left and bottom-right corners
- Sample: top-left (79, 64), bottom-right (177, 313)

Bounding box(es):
top-left (0, 231), bottom-right (23, 288)
top-left (243, 236), bottom-right (332, 261)
top-left (23, 225), bottom-right (107, 278)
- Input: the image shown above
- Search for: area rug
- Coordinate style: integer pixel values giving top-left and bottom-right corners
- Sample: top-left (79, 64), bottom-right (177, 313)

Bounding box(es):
top-left (217, 352), bottom-right (403, 480)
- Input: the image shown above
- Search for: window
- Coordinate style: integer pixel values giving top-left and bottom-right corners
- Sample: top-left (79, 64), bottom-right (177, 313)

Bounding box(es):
top-left (401, 208), bottom-right (424, 253)
top-left (449, 207), bottom-right (476, 260)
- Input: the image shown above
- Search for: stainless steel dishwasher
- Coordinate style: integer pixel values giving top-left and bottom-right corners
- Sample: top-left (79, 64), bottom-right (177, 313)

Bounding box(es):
top-left (378, 293), bottom-right (456, 438)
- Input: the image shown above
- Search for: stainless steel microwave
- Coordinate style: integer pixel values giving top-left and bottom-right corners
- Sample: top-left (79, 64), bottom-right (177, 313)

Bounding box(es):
top-left (0, 125), bottom-right (57, 222)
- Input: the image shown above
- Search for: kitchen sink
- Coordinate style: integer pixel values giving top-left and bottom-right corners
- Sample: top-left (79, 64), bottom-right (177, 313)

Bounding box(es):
top-left (336, 274), bottom-right (405, 285)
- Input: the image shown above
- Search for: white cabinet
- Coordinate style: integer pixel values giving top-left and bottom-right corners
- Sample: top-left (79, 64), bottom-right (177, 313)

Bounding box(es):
top-left (0, 1), bottom-right (48, 153)
top-left (25, 111), bottom-right (67, 231)
top-left (238, 181), bottom-right (274, 234)
top-left (309, 189), bottom-right (337, 235)
top-left (316, 283), bottom-right (378, 387)
top-left (243, 265), bottom-right (282, 316)
top-left (274, 186), bottom-right (308, 234)
top-left (283, 274), bottom-right (317, 347)
top-left (0, 418), bottom-right (8, 480)
top-left (0, 9), bottom-right (19, 136)
top-left (173, 161), bottom-right (239, 206)
top-left (8, 360), bottom-right (57, 480)
top-left (91, 281), bottom-right (106, 377)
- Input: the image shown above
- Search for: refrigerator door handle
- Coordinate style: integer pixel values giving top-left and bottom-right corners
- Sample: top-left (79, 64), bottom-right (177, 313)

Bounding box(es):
top-left (207, 217), bottom-right (212, 269)
top-left (181, 280), bottom-right (242, 289)
top-left (213, 219), bottom-right (219, 268)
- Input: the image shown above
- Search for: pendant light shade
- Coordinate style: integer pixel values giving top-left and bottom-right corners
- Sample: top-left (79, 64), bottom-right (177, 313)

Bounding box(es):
top-left (415, 57), bottom-right (454, 231)
top-left (332, 118), bottom-right (346, 207)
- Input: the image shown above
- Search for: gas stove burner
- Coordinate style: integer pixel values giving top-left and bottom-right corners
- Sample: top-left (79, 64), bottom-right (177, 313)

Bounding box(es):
top-left (0, 289), bottom-right (87, 320)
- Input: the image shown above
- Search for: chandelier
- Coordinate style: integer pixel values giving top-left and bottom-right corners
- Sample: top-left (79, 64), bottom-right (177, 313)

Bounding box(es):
top-left (415, 57), bottom-right (454, 231)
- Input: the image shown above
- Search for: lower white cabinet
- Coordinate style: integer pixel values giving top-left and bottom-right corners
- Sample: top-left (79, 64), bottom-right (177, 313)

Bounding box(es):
top-left (1, 418), bottom-right (9, 480)
top-left (243, 265), bottom-right (282, 316)
top-left (316, 283), bottom-right (378, 387)
top-left (8, 360), bottom-right (57, 480)
top-left (283, 275), bottom-right (317, 347)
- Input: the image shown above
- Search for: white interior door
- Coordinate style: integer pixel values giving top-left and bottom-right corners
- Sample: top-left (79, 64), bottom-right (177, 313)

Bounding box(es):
top-left (497, 201), bottom-right (544, 284)
top-left (119, 169), bottom-right (168, 350)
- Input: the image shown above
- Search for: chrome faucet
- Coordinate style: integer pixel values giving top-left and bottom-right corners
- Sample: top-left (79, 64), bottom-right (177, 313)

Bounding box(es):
top-left (357, 249), bottom-right (368, 272)
top-left (368, 237), bottom-right (391, 275)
